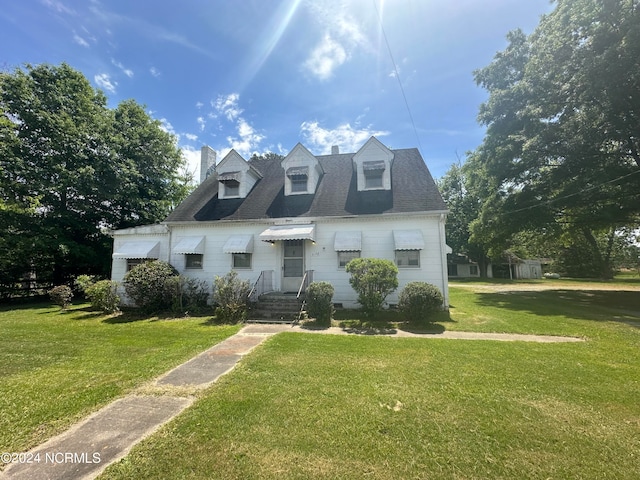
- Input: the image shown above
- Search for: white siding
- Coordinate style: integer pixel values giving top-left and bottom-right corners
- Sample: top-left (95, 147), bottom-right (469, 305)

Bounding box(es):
top-left (111, 213), bottom-right (449, 309)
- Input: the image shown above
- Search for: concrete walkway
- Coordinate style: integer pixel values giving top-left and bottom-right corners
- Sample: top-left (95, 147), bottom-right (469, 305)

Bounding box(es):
top-left (1, 325), bottom-right (582, 479)
top-left (1, 326), bottom-right (287, 480)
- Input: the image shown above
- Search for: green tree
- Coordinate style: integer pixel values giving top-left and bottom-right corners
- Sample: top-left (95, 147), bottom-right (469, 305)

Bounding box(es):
top-left (0, 63), bottom-right (189, 289)
top-left (438, 161), bottom-right (491, 277)
top-left (470, 0), bottom-right (640, 278)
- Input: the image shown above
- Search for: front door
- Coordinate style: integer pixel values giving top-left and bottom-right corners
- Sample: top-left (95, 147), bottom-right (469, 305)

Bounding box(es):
top-left (282, 239), bottom-right (304, 292)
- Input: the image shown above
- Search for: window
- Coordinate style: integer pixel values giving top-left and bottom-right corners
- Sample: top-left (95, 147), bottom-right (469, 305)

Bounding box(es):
top-left (364, 170), bottom-right (384, 189)
top-left (448, 264), bottom-right (458, 277)
top-left (338, 251), bottom-right (360, 268)
top-left (232, 253), bottom-right (252, 269)
top-left (126, 259), bottom-right (148, 272)
top-left (185, 254), bottom-right (203, 269)
top-left (290, 175), bottom-right (308, 193)
top-left (224, 180), bottom-right (240, 197)
top-left (469, 265), bottom-right (478, 276)
top-left (395, 250), bottom-right (420, 268)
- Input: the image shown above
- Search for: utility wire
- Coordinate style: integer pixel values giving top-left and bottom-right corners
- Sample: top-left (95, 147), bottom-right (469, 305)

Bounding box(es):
top-left (372, 0), bottom-right (422, 153)
top-left (506, 168), bottom-right (640, 214)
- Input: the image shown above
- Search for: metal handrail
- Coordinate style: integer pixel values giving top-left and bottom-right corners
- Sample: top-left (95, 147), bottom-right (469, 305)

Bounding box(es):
top-left (248, 270), bottom-right (264, 301)
top-left (296, 270), bottom-right (313, 299)
top-left (248, 270), bottom-right (274, 302)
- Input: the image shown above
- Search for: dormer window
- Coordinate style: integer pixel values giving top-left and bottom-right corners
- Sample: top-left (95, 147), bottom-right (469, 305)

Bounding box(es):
top-left (287, 167), bottom-right (309, 193)
top-left (219, 172), bottom-right (241, 198)
top-left (363, 161), bottom-right (385, 189)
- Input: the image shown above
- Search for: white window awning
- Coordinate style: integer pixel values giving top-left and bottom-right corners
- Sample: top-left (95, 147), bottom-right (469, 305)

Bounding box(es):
top-left (173, 236), bottom-right (205, 255)
top-left (218, 172), bottom-right (241, 182)
top-left (286, 166), bottom-right (309, 177)
top-left (223, 234), bottom-right (254, 253)
top-left (334, 231), bottom-right (362, 251)
top-left (259, 224), bottom-right (316, 242)
top-left (393, 230), bottom-right (425, 250)
top-left (112, 241), bottom-right (160, 259)
top-left (363, 160), bottom-right (386, 171)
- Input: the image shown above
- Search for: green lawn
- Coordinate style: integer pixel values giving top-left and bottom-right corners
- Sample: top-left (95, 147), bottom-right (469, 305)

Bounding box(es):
top-left (99, 283), bottom-right (640, 479)
top-left (0, 303), bottom-right (240, 454)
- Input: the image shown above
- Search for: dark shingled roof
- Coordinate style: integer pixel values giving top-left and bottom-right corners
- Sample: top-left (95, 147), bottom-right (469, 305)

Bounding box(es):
top-left (165, 148), bottom-right (446, 222)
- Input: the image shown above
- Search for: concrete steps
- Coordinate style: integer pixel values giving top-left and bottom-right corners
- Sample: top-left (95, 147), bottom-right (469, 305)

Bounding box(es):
top-left (248, 292), bottom-right (305, 323)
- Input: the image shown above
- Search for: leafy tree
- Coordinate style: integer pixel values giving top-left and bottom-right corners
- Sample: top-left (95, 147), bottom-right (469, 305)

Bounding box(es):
top-left (0, 63), bottom-right (189, 289)
top-left (438, 161), bottom-right (491, 277)
top-left (470, 0), bottom-right (640, 278)
top-left (345, 258), bottom-right (398, 317)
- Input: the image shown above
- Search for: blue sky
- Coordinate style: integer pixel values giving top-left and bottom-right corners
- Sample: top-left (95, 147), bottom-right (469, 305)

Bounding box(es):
top-left (1, 0), bottom-right (554, 180)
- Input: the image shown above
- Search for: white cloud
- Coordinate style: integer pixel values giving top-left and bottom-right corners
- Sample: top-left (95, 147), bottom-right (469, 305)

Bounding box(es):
top-left (185, 133), bottom-right (198, 142)
top-left (73, 32), bottom-right (90, 47)
top-left (180, 145), bottom-right (201, 183)
top-left (302, 2), bottom-right (370, 80)
top-left (159, 118), bottom-right (176, 135)
top-left (150, 67), bottom-right (161, 77)
top-left (94, 73), bottom-right (117, 93)
top-left (112, 59), bottom-right (133, 77)
top-left (213, 93), bottom-right (243, 122)
top-left (197, 116), bottom-right (205, 131)
top-left (195, 101), bottom-right (204, 109)
top-left (226, 118), bottom-right (265, 158)
top-left (300, 121), bottom-right (389, 154)
top-left (303, 34), bottom-right (347, 81)
top-left (41, 0), bottom-right (75, 15)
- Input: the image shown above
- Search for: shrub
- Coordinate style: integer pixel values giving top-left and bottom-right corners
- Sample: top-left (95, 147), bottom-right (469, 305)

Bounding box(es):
top-left (85, 280), bottom-right (120, 314)
top-left (49, 285), bottom-right (73, 310)
top-left (123, 261), bottom-right (179, 312)
top-left (74, 274), bottom-right (97, 295)
top-left (167, 276), bottom-right (210, 315)
top-left (305, 281), bottom-right (334, 325)
top-left (398, 282), bottom-right (444, 322)
top-left (345, 258), bottom-right (398, 318)
top-left (213, 271), bottom-right (250, 323)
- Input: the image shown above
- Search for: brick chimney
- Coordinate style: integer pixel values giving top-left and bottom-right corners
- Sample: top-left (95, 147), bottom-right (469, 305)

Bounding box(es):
top-left (331, 145), bottom-right (339, 154)
top-left (200, 145), bottom-right (217, 183)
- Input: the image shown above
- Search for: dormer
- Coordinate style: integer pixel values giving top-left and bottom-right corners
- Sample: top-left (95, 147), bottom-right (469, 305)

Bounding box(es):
top-left (352, 136), bottom-right (394, 191)
top-left (281, 143), bottom-right (324, 196)
top-left (216, 150), bottom-right (262, 199)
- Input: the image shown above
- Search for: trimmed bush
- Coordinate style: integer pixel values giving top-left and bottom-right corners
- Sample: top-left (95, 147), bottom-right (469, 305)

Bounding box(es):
top-left (398, 282), bottom-right (444, 322)
top-left (85, 280), bottom-right (121, 314)
top-left (213, 271), bottom-right (250, 323)
top-left (167, 276), bottom-right (210, 315)
top-left (306, 281), bottom-right (334, 325)
top-left (345, 258), bottom-right (398, 318)
top-left (49, 285), bottom-right (73, 310)
top-left (74, 274), bottom-right (97, 296)
top-left (123, 261), bottom-right (179, 312)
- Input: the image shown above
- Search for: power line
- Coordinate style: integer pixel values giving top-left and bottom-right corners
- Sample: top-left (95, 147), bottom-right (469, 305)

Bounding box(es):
top-left (372, 0), bottom-right (422, 153)
top-left (506, 168), bottom-right (640, 214)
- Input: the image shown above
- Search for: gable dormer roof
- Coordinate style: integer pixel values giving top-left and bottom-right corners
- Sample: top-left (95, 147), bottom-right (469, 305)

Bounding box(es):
top-left (165, 144), bottom-right (446, 223)
top-left (216, 149), bottom-right (262, 199)
top-left (352, 136), bottom-right (395, 191)
top-left (281, 143), bottom-right (324, 196)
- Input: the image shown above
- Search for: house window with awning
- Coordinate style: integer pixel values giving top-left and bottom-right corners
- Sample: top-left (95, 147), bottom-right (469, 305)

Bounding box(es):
top-left (286, 166), bottom-right (309, 193)
top-left (218, 172), bottom-right (241, 198)
top-left (112, 241), bottom-right (161, 271)
top-left (223, 234), bottom-right (254, 270)
top-left (363, 161), bottom-right (385, 189)
top-left (334, 231), bottom-right (362, 268)
top-left (173, 236), bottom-right (206, 270)
top-left (393, 230), bottom-right (424, 268)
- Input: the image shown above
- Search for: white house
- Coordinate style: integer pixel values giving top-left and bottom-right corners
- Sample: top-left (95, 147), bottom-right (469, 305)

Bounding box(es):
top-left (110, 137), bottom-right (449, 308)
